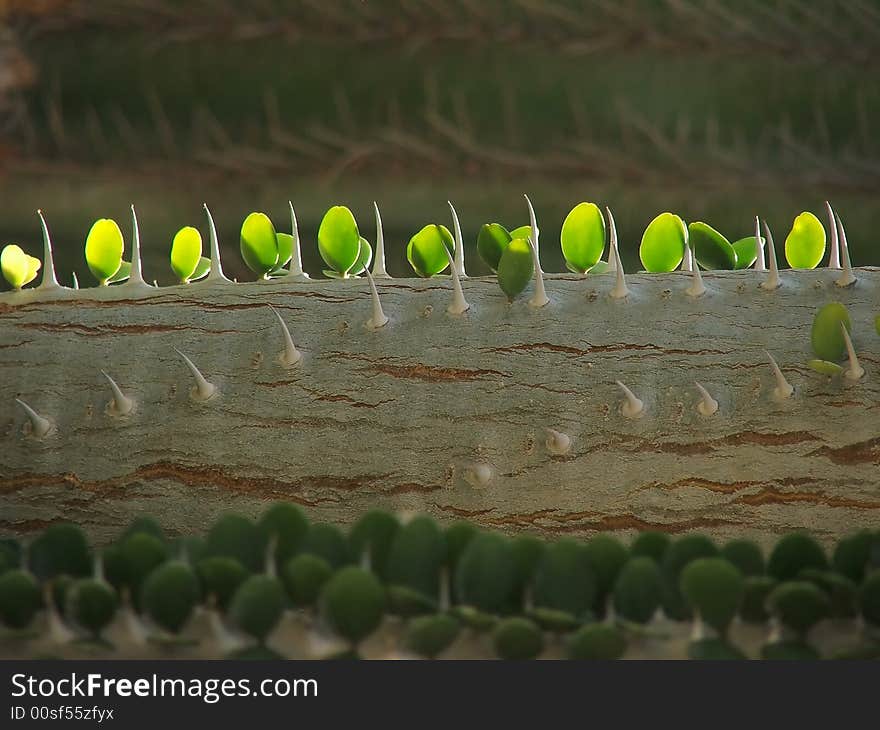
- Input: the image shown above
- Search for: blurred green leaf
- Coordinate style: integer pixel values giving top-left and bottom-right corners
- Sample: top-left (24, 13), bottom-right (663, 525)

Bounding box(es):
top-left (170, 226), bottom-right (202, 283)
top-left (560, 202), bottom-right (605, 273)
top-left (784, 212), bottom-right (825, 269)
top-left (807, 359), bottom-right (844, 376)
top-left (1, 244), bottom-right (41, 290)
top-left (477, 223), bottom-right (512, 272)
top-left (639, 212), bottom-right (686, 272)
top-left (318, 206), bottom-right (360, 276)
top-left (240, 212), bottom-right (279, 277)
top-left (407, 224), bottom-right (454, 277)
top-left (509, 225), bottom-right (531, 240)
top-left (731, 236), bottom-right (762, 270)
top-left (107, 260), bottom-right (131, 284)
top-left (350, 237), bottom-right (373, 276)
top-left (497, 237), bottom-right (534, 301)
top-left (85, 218), bottom-right (124, 285)
top-left (810, 302), bottom-right (851, 361)
top-left (689, 222), bottom-right (737, 270)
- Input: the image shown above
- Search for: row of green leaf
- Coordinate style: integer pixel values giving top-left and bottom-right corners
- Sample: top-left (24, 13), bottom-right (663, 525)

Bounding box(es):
top-left (0, 203), bottom-right (837, 291)
top-left (1, 506), bottom-right (879, 659)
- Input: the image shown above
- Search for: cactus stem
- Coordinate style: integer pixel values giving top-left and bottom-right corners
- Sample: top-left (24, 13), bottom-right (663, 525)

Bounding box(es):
top-left (607, 207), bottom-right (629, 300)
top-left (526, 237), bottom-right (549, 308)
top-left (825, 201), bottom-right (840, 269)
top-left (287, 201), bottom-right (309, 279)
top-left (524, 193), bottom-right (542, 272)
top-left (36, 209), bottom-right (62, 291)
top-left (759, 220), bottom-right (780, 290)
top-left (101, 370), bottom-right (135, 416)
top-left (766, 351), bottom-right (794, 400)
top-left (545, 428), bottom-right (572, 455)
top-left (694, 382), bottom-right (718, 416)
top-left (268, 304), bottom-right (303, 367)
top-left (442, 244), bottom-right (470, 315)
top-left (371, 202), bottom-right (391, 279)
top-left (448, 200), bottom-right (467, 279)
top-left (173, 348), bottom-right (218, 401)
top-left (14, 397), bottom-right (54, 438)
top-left (840, 323), bottom-right (864, 381)
top-left (834, 211), bottom-right (856, 288)
top-left (753, 215), bottom-right (766, 271)
top-left (615, 380), bottom-right (644, 419)
top-left (203, 204), bottom-right (230, 283)
top-left (364, 269), bottom-right (389, 330)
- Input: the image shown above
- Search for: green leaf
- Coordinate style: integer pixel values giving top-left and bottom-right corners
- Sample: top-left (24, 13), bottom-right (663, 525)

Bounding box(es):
top-left (560, 202), bottom-right (605, 273)
top-left (190, 257), bottom-right (211, 282)
top-left (407, 224), bottom-right (454, 277)
top-left (810, 302), bottom-right (851, 361)
top-left (808, 359), bottom-right (844, 376)
top-left (639, 212), bottom-right (686, 272)
top-left (107, 260), bottom-right (131, 284)
top-left (688, 222), bottom-right (737, 270)
top-left (170, 226), bottom-right (203, 283)
top-left (784, 212), bottom-right (826, 269)
top-left (509, 225), bottom-right (531, 240)
top-left (275, 233), bottom-right (294, 269)
top-left (318, 206), bottom-right (360, 276)
top-left (587, 260), bottom-right (610, 275)
top-left (496, 238), bottom-right (534, 301)
top-left (240, 212), bottom-right (279, 277)
top-left (679, 557), bottom-right (744, 636)
top-left (85, 218), bottom-right (124, 285)
top-left (349, 237), bottom-right (373, 277)
top-left (1, 244), bottom-right (41, 290)
top-left (731, 236), bottom-right (762, 270)
top-left (476, 223), bottom-right (512, 272)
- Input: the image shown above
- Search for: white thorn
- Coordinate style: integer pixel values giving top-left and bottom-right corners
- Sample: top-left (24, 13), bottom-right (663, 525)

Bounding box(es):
top-left (448, 200), bottom-right (467, 279)
top-left (753, 216), bottom-right (766, 271)
top-left (685, 254), bottom-right (706, 298)
top-left (615, 380), bottom-right (644, 419)
top-left (101, 370), bottom-right (134, 416)
top-left (834, 212), bottom-right (856, 288)
top-left (202, 204), bottom-right (230, 282)
top-left (545, 428), bottom-right (571, 455)
top-left (287, 201), bottom-right (309, 279)
top-left (680, 243), bottom-right (693, 272)
top-left (463, 463), bottom-right (493, 488)
top-left (36, 210), bottom-right (61, 290)
top-left (524, 194), bottom-right (542, 272)
top-left (125, 204), bottom-right (150, 289)
top-left (72, 272), bottom-right (79, 289)
top-left (364, 269), bottom-right (389, 329)
top-left (442, 243), bottom-right (469, 315)
top-left (371, 202), bottom-right (391, 279)
top-left (526, 237), bottom-right (549, 308)
top-left (840, 323), bottom-right (864, 381)
top-left (825, 201), bottom-right (840, 269)
top-left (15, 398), bottom-right (53, 438)
top-left (605, 205), bottom-right (617, 272)
top-left (268, 304), bottom-right (302, 367)
top-left (694, 382), bottom-right (718, 416)
top-left (173, 348), bottom-right (217, 401)
top-left (759, 220), bottom-right (780, 290)
top-left (765, 351), bottom-right (794, 401)
top-left (607, 207), bottom-right (629, 299)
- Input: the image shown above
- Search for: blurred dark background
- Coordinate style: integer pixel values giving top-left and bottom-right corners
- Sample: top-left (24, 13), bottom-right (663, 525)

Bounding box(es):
top-left (1, 0), bottom-right (878, 288)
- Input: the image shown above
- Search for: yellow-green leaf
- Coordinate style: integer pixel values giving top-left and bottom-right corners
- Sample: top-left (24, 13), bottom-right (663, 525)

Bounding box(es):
top-left (784, 212), bottom-right (825, 269)
top-left (639, 213), bottom-right (686, 272)
top-left (170, 226), bottom-right (203, 283)
top-left (477, 223), bottom-right (512, 272)
top-left (497, 238), bottom-right (534, 301)
top-left (561, 202), bottom-right (605, 273)
top-left (1, 244), bottom-right (41, 290)
top-left (407, 225), bottom-right (454, 277)
top-left (811, 302), bottom-right (851, 361)
top-left (85, 219), bottom-right (124, 285)
top-left (318, 206), bottom-right (360, 276)
top-left (240, 212), bottom-right (279, 277)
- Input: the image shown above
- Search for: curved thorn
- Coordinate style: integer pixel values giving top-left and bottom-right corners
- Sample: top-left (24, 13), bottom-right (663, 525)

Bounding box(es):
top-left (36, 210), bottom-right (61, 290)
top-left (287, 201), bottom-right (308, 279)
top-left (615, 380), bottom-right (644, 419)
top-left (680, 242), bottom-right (693, 272)
top-left (15, 398), bottom-right (53, 438)
top-left (71, 272), bottom-right (79, 290)
top-left (685, 251), bottom-right (706, 297)
top-left (834, 211), bottom-right (856, 287)
top-left (364, 269), bottom-right (389, 329)
top-left (753, 215), bottom-right (766, 271)
top-left (125, 204), bottom-right (150, 289)
top-left (760, 220), bottom-right (780, 290)
top-left (606, 207), bottom-right (629, 299)
top-left (694, 381), bottom-right (718, 416)
top-left (604, 206), bottom-right (616, 272)
top-left (526, 236), bottom-right (549, 308)
top-left (101, 370), bottom-right (134, 416)
top-left (268, 304), bottom-right (302, 367)
top-left (545, 428), bottom-right (571, 455)
top-left (442, 243), bottom-right (469, 315)
top-left (765, 351), bottom-right (794, 400)
top-left (524, 193), bottom-right (542, 272)
top-left (173, 347), bottom-right (217, 401)
top-left (825, 201), bottom-right (840, 269)
top-left (448, 200), bottom-right (467, 279)
top-left (371, 202), bottom-right (391, 278)
top-left (840, 323), bottom-right (864, 381)
top-left (202, 204), bottom-right (230, 282)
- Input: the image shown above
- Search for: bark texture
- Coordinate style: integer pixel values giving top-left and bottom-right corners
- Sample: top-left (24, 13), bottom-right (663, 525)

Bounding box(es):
top-left (1, 270), bottom-right (878, 546)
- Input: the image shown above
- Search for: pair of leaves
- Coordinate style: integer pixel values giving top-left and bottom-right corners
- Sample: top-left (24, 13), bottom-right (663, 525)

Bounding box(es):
top-left (85, 219), bottom-right (130, 285)
top-left (240, 212), bottom-right (297, 278)
top-left (476, 223), bottom-right (535, 300)
top-left (560, 202), bottom-right (605, 274)
top-left (407, 225), bottom-right (454, 277)
top-left (689, 223), bottom-right (762, 271)
top-left (1, 244), bottom-right (41, 289)
top-left (808, 302), bottom-right (852, 374)
top-left (170, 227), bottom-right (211, 283)
top-left (317, 206), bottom-right (372, 278)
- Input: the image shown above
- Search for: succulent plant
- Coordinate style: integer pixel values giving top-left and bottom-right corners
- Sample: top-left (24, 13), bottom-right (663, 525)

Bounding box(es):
top-left (679, 557), bottom-right (744, 637)
top-left (688, 638), bottom-right (747, 660)
top-left (630, 532), bottom-right (671, 563)
top-left (767, 533), bottom-right (828, 582)
top-left (661, 534), bottom-right (718, 620)
top-left (532, 539), bottom-right (596, 618)
top-left (1, 244), bottom-right (41, 290)
top-left (404, 614), bottom-right (460, 658)
top-left (384, 516), bottom-right (446, 603)
top-left (204, 514), bottom-right (266, 573)
top-left (196, 556), bottom-right (248, 611)
top-left (319, 567), bottom-right (385, 646)
top-left (613, 556), bottom-right (664, 624)
top-left (27, 524), bottom-right (91, 582)
top-left (258, 502), bottom-right (310, 568)
top-left (566, 624), bottom-right (627, 660)
top-left (348, 509), bottom-right (400, 577)
top-left (739, 576), bottom-right (777, 624)
top-left (584, 534), bottom-right (628, 616)
top-left (140, 561), bottom-right (200, 635)
top-left (281, 554), bottom-right (332, 608)
top-left (300, 523), bottom-right (353, 570)
top-left (832, 530), bottom-right (876, 584)
top-left (491, 617), bottom-right (543, 660)
top-left (798, 569), bottom-right (858, 619)
top-left (65, 579), bottom-right (118, 638)
top-left (0, 570), bottom-right (42, 630)
top-left (720, 539), bottom-right (765, 577)
top-left (228, 575), bottom-right (286, 644)
top-left (767, 581), bottom-right (830, 639)
top-left (454, 532), bottom-right (518, 615)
